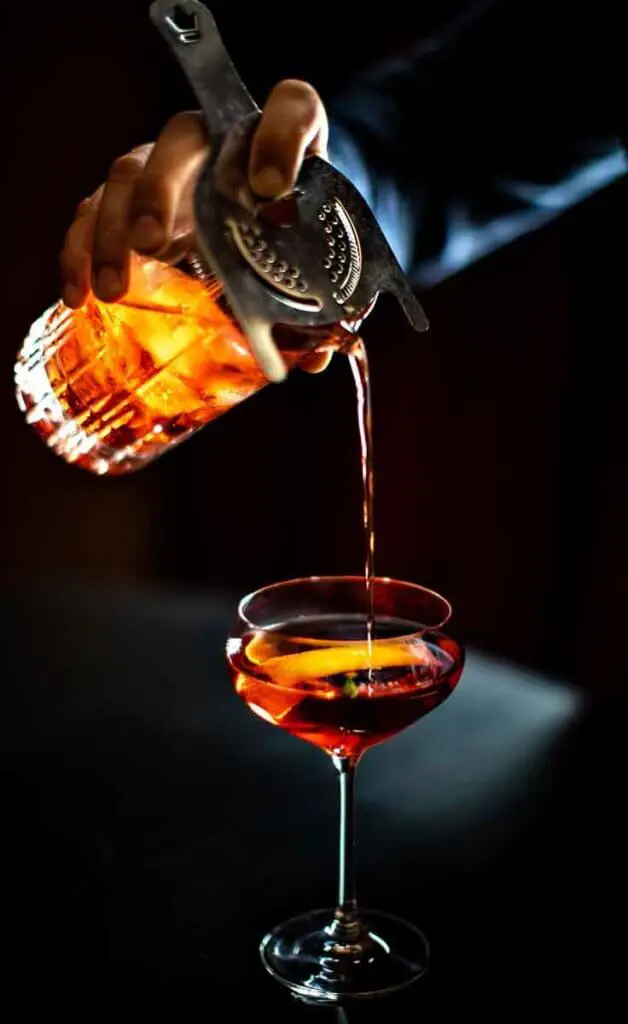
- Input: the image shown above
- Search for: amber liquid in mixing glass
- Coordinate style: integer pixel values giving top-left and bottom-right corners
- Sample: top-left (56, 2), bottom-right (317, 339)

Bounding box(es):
top-left (15, 254), bottom-right (305, 475)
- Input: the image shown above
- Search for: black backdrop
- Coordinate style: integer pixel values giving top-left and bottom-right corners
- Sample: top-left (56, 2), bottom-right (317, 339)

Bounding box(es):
top-left (1, 1), bottom-right (626, 695)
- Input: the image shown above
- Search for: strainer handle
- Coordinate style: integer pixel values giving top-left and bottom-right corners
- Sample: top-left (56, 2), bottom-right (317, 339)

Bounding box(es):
top-left (149, 1), bottom-right (259, 145)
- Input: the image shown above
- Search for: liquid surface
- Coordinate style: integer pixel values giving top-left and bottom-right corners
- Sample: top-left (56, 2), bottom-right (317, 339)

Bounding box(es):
top-left (229, 614), bottom-right (464, 759)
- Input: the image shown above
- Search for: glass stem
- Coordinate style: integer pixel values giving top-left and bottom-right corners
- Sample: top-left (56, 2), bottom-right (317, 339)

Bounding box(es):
top-left (330, 755), bottom-right (362, 943)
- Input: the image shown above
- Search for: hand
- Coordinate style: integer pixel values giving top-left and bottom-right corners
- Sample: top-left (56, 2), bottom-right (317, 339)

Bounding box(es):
top-left (59, 79), bottom-right (332, 372)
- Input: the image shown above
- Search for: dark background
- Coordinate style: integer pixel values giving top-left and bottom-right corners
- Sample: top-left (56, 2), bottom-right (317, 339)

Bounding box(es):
top-left (1, 0), bottom-right (626, 695)
top-left (1, 4), bottom-right (627, 1015)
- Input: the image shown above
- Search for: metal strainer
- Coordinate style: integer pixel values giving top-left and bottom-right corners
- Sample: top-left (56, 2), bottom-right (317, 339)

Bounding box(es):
top-left (150, 0), bottom-right (428, 381)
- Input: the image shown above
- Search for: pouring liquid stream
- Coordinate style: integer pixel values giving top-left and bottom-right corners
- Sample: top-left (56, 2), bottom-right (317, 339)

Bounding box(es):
top-left (347, 338), bottom-right (375, 678)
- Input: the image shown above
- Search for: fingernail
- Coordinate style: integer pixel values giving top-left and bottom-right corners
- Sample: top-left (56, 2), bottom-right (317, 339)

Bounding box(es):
top-left (95, 267), bottom-right (122, 301)
top-left (250, 167), bottom-right (286, 199)
top-left (62, 283), bottom-right (83, 308)
top-left (131, 215), bottom-right (164, 253)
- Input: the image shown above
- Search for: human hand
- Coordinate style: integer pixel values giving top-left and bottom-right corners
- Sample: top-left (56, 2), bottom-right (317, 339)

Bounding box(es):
top-left (59, 80), bottom-right (332, 371)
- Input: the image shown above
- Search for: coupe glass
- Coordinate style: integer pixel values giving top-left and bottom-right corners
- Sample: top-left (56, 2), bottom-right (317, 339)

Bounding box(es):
top-left (226, 575), bottom-right (464, 1003)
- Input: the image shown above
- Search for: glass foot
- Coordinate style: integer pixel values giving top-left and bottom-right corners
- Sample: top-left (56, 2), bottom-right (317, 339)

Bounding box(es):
top-left (259, 908), bottom-right (429, 1003)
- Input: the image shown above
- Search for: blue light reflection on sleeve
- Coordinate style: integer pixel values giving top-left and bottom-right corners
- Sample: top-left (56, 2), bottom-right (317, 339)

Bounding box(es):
top-left (330, 126), bottom-right (627, 287)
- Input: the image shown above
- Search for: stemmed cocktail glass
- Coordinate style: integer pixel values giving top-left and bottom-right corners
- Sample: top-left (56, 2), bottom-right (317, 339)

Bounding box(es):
top-left (227, 574), bottom-right (464, 1003)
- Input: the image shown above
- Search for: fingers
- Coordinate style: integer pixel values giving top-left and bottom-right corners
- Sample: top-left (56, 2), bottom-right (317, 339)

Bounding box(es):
top-left (59, 145), bottom-right (152, 307)
top-left (91, 145), bottom-right (153, 301)
top-left (59, 111), bottom-right (208, 306)
top-left (249, 79), bottom-right (328, 198)
top-left (300, 350), bottom-right (334, 374)
top-left (129, 111), bottom-right (209, 260)
top-left (59, 188), bottom-right (102, 308)
top-left (59, 83), bottom-right (329, 311)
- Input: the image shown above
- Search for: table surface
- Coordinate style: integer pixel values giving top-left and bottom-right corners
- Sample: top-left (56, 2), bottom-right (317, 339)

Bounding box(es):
top-left (1, 579), bottom-right (625, 1018)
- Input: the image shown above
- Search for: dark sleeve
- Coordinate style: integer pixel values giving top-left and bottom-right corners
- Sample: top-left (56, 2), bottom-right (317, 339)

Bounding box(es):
top-left (327, 0), bottom-right (626, 286)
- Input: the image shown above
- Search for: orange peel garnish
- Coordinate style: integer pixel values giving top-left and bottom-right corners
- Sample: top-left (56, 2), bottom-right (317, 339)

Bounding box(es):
top-left (257, 640), bottom-right (429, 684)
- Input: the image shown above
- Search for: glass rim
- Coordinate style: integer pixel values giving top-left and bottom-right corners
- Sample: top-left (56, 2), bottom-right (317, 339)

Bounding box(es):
top-left (236, 574), bottom-right (452, 637)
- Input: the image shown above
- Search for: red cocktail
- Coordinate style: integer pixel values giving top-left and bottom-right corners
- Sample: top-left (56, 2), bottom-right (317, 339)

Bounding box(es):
top-left (227, 574), bottom-right (464, 1003)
